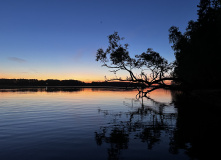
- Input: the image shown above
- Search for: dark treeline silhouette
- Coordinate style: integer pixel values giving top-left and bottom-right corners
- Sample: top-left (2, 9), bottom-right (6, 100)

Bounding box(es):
top-left (0, 78), bottom-right (144, 88)
top-left (0, 78), bottom-right (84, 86)
top-left (169, 0), bottom-right (221, 89)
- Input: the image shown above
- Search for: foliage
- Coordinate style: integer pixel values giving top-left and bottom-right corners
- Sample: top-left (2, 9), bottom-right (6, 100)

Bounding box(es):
top-left (96, 32), bottom-right (175, 95)
top-left (169, 0), bottom-right (221, 88)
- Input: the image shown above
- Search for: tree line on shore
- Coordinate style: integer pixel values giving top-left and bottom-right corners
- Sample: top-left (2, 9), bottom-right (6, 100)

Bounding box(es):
top-left (0, 79), bottom-right (85, 86)
top-left (0, 78), bottom-right (144, 88)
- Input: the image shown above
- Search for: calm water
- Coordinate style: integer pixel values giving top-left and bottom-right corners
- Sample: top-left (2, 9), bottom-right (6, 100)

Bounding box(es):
top-left (0, 88), bottom-right (220, 160)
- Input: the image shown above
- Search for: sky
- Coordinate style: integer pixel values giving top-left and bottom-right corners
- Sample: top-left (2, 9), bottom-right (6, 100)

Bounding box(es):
top-left (0, 0), bottom-right (199, 82)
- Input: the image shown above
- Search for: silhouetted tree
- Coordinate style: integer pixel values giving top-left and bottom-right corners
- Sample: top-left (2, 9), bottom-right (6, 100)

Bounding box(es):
top-left (169, 0), bottom-right (221, 88)
top-left (96, 32), bottom-right (175, 96)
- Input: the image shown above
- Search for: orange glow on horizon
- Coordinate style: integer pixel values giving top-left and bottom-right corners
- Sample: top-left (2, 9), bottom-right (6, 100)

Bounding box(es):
top-left (0, 74), bottom-right (105, 83)
top-left (0, 72), bottom-right (173, 84)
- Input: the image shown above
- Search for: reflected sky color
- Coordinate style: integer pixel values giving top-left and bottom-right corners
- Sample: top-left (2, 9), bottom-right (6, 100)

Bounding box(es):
top-left (0, 88), bottom-right (172, 107)
top-left (0, 88), bottom-right (186, 160)
top-left (0, 0), bottom-right (199, 82)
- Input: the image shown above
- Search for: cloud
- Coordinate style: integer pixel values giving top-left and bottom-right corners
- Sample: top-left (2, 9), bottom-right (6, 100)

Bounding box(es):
top-left (8, 57), bottom-right (26, 63)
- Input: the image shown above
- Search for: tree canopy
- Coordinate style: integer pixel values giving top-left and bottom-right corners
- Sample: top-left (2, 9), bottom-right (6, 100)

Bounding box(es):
top-left (96, 32), bottom-right (175, 96)
top-left (169, 0), bottom-right (221, 88)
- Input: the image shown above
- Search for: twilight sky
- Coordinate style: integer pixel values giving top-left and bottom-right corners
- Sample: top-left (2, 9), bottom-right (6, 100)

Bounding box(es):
top-left (0, 0), bottom-right (199, 82)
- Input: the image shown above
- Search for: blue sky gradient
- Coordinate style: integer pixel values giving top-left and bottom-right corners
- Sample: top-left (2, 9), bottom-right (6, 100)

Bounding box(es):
top-left (0, 0), bottom-right (199, 82)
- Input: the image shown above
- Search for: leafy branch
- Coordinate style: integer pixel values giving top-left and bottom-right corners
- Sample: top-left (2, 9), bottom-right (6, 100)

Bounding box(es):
top-left (96, 32), bottom-right (176, 95)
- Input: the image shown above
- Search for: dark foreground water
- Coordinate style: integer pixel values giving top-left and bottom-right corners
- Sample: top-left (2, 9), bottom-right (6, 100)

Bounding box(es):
top-left (0, 88), bottom-right (220, 160)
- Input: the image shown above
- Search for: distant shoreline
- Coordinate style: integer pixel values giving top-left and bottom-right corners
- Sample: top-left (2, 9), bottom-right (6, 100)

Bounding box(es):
top-left (0, 85), bottom-right (137, 89)
top-left (0, 78), bottom-right (145, 89)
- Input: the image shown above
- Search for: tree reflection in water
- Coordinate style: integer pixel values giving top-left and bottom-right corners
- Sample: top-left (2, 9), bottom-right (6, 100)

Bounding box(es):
top-left (170, 91), bottom-right (221, 159)
top-left (95, 90), bottom-right (221, 160)
top-left (95, 94), bottom-right (177, 160)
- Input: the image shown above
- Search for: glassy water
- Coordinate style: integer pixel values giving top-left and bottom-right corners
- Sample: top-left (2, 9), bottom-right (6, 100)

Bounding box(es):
top-left (0, 88), bottom-right (220, 160)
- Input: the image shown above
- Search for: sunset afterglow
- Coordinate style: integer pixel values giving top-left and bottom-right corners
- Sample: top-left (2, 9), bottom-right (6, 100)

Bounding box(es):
top-left (0, 0), bottom-right (199, 82)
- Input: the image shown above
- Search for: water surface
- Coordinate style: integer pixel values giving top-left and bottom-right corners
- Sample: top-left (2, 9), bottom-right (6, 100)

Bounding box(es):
top-left (0, 88), bottom-right (219, 159)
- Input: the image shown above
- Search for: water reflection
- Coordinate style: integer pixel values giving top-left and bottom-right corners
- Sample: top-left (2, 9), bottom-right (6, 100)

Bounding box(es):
top-left (0, 87), bottom-right (83, 92)
top-left (95, 95), bottom-right (177, 160)
top-left (0, 87), bottom-right (137, 93)
top-left (95, 90), bottom-right (221, 160)
top-left (0, 88), bottom-right (220, 159)
top-left (170, 91), bottom-right (221, 159)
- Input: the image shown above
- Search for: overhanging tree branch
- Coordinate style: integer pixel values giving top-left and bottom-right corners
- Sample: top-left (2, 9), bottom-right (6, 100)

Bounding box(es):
top-left (96, 32), bottom-right (176, 96)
